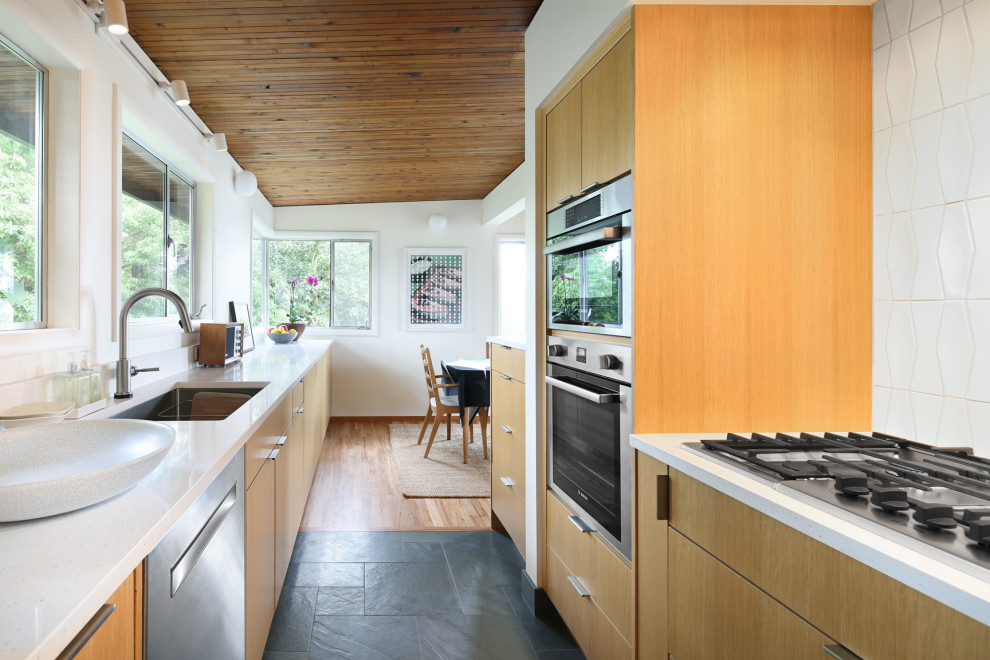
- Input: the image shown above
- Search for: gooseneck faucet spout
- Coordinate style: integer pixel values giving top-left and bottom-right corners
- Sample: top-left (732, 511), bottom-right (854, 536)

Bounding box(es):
top-left (115, 287), bottom-right (194, 399)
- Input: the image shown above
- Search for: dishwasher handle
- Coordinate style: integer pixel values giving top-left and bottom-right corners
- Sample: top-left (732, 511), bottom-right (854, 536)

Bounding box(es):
top-left (170, 484), bottom-right (237, 597)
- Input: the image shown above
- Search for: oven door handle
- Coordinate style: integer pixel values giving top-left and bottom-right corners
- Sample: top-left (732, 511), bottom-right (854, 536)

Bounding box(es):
top-left (545, 376), bottom-right (619, 404)
top-left (543, 226), bottom-right (626, 256)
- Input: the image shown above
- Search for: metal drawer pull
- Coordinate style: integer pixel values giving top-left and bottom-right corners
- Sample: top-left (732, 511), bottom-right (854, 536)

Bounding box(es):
top-left (500, 476), bottom-right (513, 487)
top-left (56, 603), bottom-right (116, 660)
top-left (545, 376), bottom-right (619, 404)
top-left (556, 195), bottom-right (576, 206)
top-left (568, 515), bottom-right (594, 533)
top-left (170, 484), bottom-right (237, 597)
top-left (269, 448), bottom-right (280, 460)
top-left (578, 182), bottom-right (600, 193)
top-left (499, 425), bottom-right (512, 434)
top-left (297, 406), bottom-right (305, 414)
top-left (498, 344), bottom-right (512, 350)
top-left (822, 645), bottom-right (863, 660)
top-left (567, 576), bottom-right (591, 598)
top-left (275, 435), bottom-right (288, 446)
top-left (499, 373), bottom-right (512, 380)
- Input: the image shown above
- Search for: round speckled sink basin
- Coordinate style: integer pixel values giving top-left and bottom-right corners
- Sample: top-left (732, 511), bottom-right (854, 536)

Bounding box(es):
top-left (0, 420), bottom-right (175, 522)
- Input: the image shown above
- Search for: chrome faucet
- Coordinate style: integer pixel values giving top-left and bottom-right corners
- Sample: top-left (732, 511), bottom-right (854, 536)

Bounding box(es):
top-left (114, 287), bottom-right (194, 399)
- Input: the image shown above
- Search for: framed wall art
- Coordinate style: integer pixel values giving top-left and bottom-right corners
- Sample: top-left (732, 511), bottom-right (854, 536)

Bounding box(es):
top-left (403, 248), bottom-right (467, 331)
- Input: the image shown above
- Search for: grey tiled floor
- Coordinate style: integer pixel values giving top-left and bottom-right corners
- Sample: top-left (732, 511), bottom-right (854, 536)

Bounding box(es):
top-left (262, 530), bottom-right (586, 660)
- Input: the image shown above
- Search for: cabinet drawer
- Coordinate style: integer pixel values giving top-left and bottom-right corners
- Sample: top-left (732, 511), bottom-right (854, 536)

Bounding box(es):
top-left (491, 463), bottom-right (525, 557)
top-left (546, 491), bottom-right (632, 641)
top-left (546, 544), bottom-right (632, 660)
top-left (491, 422), bottom-right (525, 492)
top-left (245, 397), bottom-right (291, 488)
top-left (491, 374), bottom-right (525, 440)
top-left (491, 343), bottom-right (525, 382)
top-left (669, 530), bottom-right (834, 660)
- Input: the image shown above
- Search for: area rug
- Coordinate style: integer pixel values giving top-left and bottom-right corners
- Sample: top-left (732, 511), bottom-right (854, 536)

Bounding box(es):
top-left (388, 423), bottom-right (491, 498)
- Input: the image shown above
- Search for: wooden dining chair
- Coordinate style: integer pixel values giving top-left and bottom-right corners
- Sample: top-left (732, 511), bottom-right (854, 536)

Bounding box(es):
top-left (418, 344), bottom-right (473, 463)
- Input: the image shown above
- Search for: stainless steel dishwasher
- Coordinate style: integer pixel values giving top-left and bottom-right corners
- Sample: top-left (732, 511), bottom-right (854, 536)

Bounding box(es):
top-left (146, 449), bottom-right (245, 660)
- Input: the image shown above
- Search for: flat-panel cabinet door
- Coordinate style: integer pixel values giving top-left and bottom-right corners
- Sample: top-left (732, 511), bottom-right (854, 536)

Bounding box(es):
top-left (545, 84), bottom-right (582, 210)
top-left (581, 33), bottom-right (633, 190)
top-left (245, 458), bottom-right (276, 660)
top-left (274, 423), bottom-right (299, 596)
top-left (669, 530), bottom-right (834, 660)
top-left (72, 566), bottom-right (142, 660)
top-left (635, 452), bottom-right (668, 660)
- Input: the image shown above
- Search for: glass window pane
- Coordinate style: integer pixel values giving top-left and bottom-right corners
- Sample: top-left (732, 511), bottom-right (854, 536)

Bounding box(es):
top-left (251, 233), bottom-right (265, 327)
top-left (332, 241), bottom-right (371, 328)
top-left (0, 40), bottom-right (43, 326)
top-left (267, 240), bottom-right (332, 327)
top-left (167, 173), bottom-right (192, 306)
top-left (121, 135), bottom-right (166, 318)
top-left (498, 240), bottom-right (526, 337)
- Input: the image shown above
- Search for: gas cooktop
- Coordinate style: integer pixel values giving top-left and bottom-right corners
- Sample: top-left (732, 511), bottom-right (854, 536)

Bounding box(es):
top-left (684, 432), bottom-right (990, 572)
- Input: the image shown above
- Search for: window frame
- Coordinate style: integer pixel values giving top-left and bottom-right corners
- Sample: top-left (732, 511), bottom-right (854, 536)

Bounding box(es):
top-left (119, 130), bottom-right (197, 320)
top-left (0, 33), bottom-right (47, 331)
top-left (253, 231), bottom-right (379, 336)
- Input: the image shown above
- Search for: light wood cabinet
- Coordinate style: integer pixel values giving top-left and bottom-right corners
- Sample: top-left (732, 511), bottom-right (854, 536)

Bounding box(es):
top-left (544, 32), bottom-right (633, 211)
top-left (668, 530), bottom-right (835, 660)
top-left (70, 563), bottom-right (143, 660)
top-left (245, 456), bottom-right (276, 660)
top-left (244, 346), bottom-right (332, 660)
top-left (580, 32), bottom-right (633, 191)
top-left (490, 342), bottom-right (526, 556)
top-left (634, 452), bottom-right (667, 660)
top-left (546, 491), bottom-right (632, 658)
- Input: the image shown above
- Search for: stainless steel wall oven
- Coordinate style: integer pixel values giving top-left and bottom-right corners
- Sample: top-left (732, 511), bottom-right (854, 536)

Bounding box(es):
top-left (546, 336), bottom-right (632, 559)
top-left (545, 175), bottom-right (632, 338)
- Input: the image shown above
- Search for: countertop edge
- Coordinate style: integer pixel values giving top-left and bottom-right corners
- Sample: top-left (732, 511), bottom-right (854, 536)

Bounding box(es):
top-left (12, 341), bottom-right (332, 660)
top-left (631, 433), bottom-right (990, 628)
top-left (486, 335), bottom-right (526, 351)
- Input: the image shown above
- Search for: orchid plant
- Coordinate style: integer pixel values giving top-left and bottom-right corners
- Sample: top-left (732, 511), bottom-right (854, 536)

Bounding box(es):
top-left (286, 275), bottom-right (320, 323)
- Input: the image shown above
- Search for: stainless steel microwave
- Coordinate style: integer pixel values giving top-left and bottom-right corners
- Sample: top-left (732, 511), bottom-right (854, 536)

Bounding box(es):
top-left (544, 175), bottom-right (632, 337)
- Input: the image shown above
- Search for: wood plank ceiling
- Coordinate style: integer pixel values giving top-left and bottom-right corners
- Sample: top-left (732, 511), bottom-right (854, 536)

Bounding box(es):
top-left (124, 0), bottom-right (542, 206)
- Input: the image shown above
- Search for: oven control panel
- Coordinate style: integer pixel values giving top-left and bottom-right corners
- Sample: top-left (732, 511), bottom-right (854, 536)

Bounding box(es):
top-left (547, 336), bottom-right (632, 384)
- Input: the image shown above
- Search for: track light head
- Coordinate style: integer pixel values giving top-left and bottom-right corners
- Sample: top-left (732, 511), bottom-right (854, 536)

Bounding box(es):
top-left (102, 0), bottom-right (129, 35)
top-left (171, 79), bottom-right (190, 106)
top-left (204, 132), bottom-right (228, 152)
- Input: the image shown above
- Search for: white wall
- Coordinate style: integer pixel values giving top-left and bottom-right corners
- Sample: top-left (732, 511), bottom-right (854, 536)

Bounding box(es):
top-left (274, 200), bottom-right (523, 417)
top-left (872, 0), bottom-right (990, 457)
top-left (0, 0), bottom-right (272, 409)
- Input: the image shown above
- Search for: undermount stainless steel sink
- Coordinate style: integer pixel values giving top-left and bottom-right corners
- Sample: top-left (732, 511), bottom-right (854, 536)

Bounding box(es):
top-left (111, 383), bottom-right (269, 422)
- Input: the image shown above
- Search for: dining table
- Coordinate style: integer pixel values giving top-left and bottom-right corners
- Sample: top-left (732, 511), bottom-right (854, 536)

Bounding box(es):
top-left (440, 357), bottom-right (491, 447)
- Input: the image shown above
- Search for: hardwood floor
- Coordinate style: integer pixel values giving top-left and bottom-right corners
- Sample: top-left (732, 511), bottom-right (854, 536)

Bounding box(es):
top-left (300, 420), bottom-right (493, 532)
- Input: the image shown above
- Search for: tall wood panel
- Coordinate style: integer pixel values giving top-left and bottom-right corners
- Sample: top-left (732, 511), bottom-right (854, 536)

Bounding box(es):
top-left (245, 458), bottom-right (276, 660)
top-left (632, 5), bottom-right (872, 433)
top-left (73, 564), bottom-right (143, 660)
top-left (634, 452), bottom-right (668, 659)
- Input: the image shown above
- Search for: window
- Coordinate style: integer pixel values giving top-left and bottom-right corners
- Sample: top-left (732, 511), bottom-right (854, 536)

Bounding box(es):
top-left (120, 134), bottom-right (194, 318)
top-left (0, 36), bottom-right (45, 329)
top-left (258, 237), bottom-right (373, 330)
top-left (251, 230), bottom-right (267, 328)
top-left (497, 237), bottom-right (526, 337)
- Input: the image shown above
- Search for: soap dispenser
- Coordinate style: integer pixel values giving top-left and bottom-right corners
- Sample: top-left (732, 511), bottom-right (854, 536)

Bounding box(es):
top-left (53, 362), bottom-right (85, 407)
top-left (79, 353), bottom-right (102, 404)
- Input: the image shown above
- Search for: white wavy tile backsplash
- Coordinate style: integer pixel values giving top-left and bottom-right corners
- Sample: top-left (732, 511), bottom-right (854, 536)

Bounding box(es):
top-left (873, 0), bottom-right (990, 457)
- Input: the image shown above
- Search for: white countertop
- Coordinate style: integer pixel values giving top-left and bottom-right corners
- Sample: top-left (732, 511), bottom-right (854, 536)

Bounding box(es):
top-left (631, 433), bottom-right (990, 628)
top-left (487, 335), bottom-right (526, 350)
top-left (0, 341), bottom-right (332, 660)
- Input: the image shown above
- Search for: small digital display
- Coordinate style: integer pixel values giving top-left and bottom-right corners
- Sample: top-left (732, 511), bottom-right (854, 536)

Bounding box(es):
top-left (576, 347), bottom-right (587, 363)
top-left (564, 195), bottom-right (602, 229)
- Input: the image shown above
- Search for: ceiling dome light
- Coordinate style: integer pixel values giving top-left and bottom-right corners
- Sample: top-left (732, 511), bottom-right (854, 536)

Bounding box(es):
top-left (235, 170), bottom-right (258, 197)
top-left (103, 0), bottom-right (129, 35)
top-left (428, 213), bottom-right (447, 230)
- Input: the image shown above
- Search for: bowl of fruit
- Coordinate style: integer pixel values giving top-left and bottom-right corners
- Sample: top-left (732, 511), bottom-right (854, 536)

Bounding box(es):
top-left (267, 325), bottom-right (297, 343)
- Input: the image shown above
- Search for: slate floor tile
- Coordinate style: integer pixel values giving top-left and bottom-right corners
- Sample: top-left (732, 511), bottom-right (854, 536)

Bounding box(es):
top-left (456, 587), bottom-right (514, 615)
top-left (291, 532), bottom-right (405, 563)
top-left (402, 530), bottom-right (496, 544)
top-left (263, 654), bottom-right (309, 660)
top-left (443, 539), bottom-right (524, 587)
top-left (265, 587), bottom-right (318, 653)
top-left (309, 615), bottom-right (421, 660)
top-left (365, 562), bottom-right (462, 615)
top-left (285, 562), bottom-right (364, 587)
top-left (515, 610), bottom-right (580, 651)
top-left (403, 542), bottom-right (446, 562)
top-left (418, 615), bottom-right (539, 660)
top-left (536, 650), bottom-right (587, 660)
top-left (316, 587), bottom-right (365, 615)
